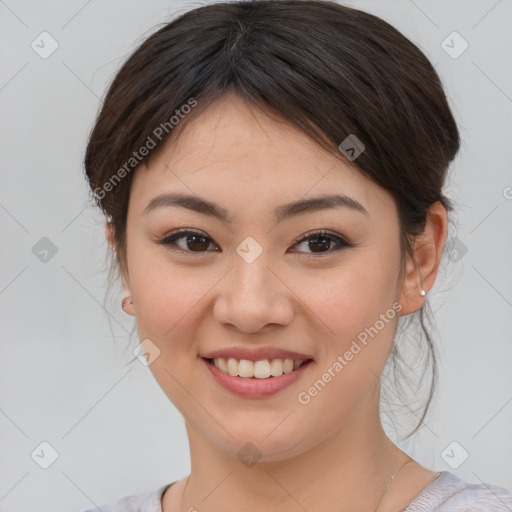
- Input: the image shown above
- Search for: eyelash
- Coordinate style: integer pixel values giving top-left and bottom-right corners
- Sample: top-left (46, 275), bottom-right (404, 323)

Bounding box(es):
top-left (156, 229), bottom-right (353, 257)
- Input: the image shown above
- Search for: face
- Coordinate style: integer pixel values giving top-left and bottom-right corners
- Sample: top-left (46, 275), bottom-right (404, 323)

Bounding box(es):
top-left (120, 93), bottom-right (407, 461)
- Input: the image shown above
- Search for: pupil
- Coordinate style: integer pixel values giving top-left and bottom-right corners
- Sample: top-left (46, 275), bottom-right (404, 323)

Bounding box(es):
top-left (310, 236), bottom-right (330, 252)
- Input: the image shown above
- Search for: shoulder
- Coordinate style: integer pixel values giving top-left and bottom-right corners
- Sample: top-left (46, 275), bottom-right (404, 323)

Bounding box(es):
top-left (81, 483), bottom-right (170, 512)
top-left (405, 471), bottom-right (512, 511)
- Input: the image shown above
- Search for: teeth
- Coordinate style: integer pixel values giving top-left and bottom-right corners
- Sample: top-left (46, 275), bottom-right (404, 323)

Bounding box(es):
top-left (254, 360), bottom-right (271, 379)
top-left (227, 358), bottom-right (239, 377)
top-left (238, 359), bottom-right (254, 378)
top-left (212, 357), bottom-right (307, 379)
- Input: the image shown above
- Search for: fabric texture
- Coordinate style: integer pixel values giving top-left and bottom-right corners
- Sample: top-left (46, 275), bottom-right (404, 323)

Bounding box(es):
top-left (82, 471), bottom-right (512, 512)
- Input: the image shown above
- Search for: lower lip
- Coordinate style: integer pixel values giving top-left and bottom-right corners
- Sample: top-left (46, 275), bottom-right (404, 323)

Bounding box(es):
top-left (201, 358), bottom-right (313, 398)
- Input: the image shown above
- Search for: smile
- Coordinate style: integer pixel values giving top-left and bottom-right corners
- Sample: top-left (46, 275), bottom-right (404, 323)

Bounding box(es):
top-left (201, 357), bottom-right (314, 398)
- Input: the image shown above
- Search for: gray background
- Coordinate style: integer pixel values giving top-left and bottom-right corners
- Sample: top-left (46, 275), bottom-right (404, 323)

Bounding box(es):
top-left (0, 1), bottom-right (511, 511)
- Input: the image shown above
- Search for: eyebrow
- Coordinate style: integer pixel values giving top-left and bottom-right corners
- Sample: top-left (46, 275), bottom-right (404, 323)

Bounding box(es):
top-left (143, 192), bottom-right (369, 223)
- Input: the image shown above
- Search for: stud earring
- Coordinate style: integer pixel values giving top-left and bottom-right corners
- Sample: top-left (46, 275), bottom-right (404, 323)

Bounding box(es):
top-left (419, 289), bottom-right (426, 296)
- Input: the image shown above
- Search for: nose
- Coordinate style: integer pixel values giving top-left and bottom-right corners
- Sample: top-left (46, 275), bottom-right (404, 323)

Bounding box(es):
top-left (213, 253), bottom-right (295, 334)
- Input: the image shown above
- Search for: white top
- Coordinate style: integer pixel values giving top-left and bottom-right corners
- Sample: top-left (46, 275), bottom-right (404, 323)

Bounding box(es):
top-left (82, 471), bottom-right (512, 511)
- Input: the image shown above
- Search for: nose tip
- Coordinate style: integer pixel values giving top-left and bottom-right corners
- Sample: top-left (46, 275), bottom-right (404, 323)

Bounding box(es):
top-left (212, 260), bottom-right (294, 333)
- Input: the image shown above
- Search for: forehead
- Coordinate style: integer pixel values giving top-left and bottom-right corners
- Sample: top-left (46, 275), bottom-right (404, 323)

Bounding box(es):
top-left (128, 94), bottom-right (392, 219)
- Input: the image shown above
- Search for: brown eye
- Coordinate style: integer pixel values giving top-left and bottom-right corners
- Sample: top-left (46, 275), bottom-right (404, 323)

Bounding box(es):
top-left (156, 228), bottom-right (353, 257)
top-left (157, 230), bottom-right (218, 253)
top-left (290, 230), bottom-right (352, 256)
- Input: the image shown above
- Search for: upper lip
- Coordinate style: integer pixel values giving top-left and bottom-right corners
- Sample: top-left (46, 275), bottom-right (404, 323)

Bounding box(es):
top-left (201, 347), bottom-right (314, 362)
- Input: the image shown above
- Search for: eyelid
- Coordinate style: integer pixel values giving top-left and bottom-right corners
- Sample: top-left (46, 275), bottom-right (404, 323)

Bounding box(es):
top-left (156, 228), bottom-right (353, 256)
top-left (157, 228), bottom-right (219, 255)
top-left (292, 229), bottom-right (350, 246)
top-left (289, 229), bottom-right (353, 257)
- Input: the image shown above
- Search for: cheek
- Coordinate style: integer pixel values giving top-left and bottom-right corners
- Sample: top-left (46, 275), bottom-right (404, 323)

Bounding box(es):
top-left (127, 253), bottom-right (211, 409)
top-left (293, 265), bottom-right (400, 425)
top-left (309, 259), bottom-right (398, 343)
top-left (127, 247), bottom-right (209, 343)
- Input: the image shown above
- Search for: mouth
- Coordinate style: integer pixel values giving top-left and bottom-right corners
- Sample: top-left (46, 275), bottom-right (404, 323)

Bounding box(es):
top-left (200, 356), bottom-right (314, 398)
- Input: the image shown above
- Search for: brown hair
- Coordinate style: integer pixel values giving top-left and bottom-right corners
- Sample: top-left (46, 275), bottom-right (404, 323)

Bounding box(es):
top-left (84, 0), bottom-right (460, 438)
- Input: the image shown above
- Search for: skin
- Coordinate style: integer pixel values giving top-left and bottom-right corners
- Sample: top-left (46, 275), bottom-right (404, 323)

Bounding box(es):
top-left (106, 93), bottom-right (447, 512)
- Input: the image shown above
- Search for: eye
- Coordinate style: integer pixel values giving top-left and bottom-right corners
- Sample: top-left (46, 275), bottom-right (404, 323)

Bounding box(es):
top-left (290, 229), bottom-right (353, 256)
top-left (156, 229), bottom-right (219, 254)
top-left (156, 228), bottom-right (352, 256)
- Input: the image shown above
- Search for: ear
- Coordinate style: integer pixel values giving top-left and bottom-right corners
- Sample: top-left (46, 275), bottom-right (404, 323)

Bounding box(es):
top-left (105, 220), bottom-right (136, 316)
top-left (398, 201), bottom-right (448, 315)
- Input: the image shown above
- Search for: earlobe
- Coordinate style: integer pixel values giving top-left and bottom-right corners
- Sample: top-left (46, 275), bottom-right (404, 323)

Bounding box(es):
top-left (122, 295), bottom-right (136, 316)
top-left (105, 220), bottom-right (136, 316)
top-left (398, 201), bottom-right (448, 315)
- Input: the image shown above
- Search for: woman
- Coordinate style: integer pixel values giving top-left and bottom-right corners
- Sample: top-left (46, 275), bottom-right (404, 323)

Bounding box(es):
top-left (82, 0), bottom-right (512, 510)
